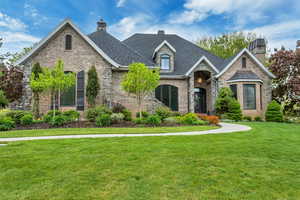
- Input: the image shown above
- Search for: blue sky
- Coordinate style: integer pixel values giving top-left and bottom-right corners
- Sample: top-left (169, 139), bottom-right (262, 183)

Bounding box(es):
top-left (1, 0), bottom-right (300, 54)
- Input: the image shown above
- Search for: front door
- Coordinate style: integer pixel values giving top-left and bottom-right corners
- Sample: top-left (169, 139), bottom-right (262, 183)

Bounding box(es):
top-left (194, 88), bottom-right (207, 113)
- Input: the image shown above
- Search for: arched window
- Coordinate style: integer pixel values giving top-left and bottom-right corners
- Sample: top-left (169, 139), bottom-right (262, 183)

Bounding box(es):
top-left (65, 34), bottom-right (72, 50)
top-left (160, 54), bottom-right (170, 70)
top-left (60, 71), bottom-right (76, 106)
top-left (155, 85), bottom-right (178, 111)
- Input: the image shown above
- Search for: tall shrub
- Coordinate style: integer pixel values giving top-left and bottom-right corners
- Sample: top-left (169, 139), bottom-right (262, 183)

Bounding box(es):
top-left (265, 100), bottom-right (283, 122)
top-left (121, 63), bottom-right (160, 118)
top-left (86, 66), bottom-right (100, 107)
top-left (227, 99), bottom-right (242, 121)
top-left (0, 90), bottom-right (8, 109)
top-left (215, 87), bottom-right (235, 115)
top-left (30, 62), bottom-right (44, 118)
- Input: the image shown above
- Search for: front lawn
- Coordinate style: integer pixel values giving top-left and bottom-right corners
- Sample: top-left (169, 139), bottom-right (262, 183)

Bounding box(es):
top-left (1, 122), bottom-right (300, 199)
top-left (0, 125), bottom-right (217, 138)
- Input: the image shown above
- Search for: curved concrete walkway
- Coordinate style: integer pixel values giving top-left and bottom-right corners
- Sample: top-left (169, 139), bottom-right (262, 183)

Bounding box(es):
top-left (0, 123), bottom-right (251, 143)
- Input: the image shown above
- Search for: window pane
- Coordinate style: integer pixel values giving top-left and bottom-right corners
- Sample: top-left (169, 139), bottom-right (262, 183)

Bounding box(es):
top-left (155, 85), bottom-right (178, 111)
top-left (243, 84), bottom-right (256, 110)
top-left (242, 57), bottom-right (246, 68)
top-left (230, 84), bottom-right (237, 99)
top-left (65, 35), bottom-right (72, 50)
top-left (161, 55), bottom-right (170, 70)
top-left (60, 85), bottom-right (76, 106)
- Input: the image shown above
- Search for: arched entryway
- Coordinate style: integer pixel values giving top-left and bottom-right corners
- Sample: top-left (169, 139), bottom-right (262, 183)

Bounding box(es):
top-left (194, 88), bottom-right (207, 113)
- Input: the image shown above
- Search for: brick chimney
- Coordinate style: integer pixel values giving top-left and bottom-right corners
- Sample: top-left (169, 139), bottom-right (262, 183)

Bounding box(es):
top-left (296, 40), bottom-right (300, 56)
top-left (97, 19), bottom-right (107, 31)
top-left (248, 38), bottom-right (266, 63)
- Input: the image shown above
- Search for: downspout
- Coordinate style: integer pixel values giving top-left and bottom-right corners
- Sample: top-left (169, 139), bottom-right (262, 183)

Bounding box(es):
top-left (187, 76), bottom-right (190, 112)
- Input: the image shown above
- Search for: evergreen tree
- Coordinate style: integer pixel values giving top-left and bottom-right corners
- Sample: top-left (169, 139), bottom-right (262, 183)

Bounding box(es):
top-left (86, 66), bottom-right (100, 107)
top-left (30, 62), bottom-right (44, 118)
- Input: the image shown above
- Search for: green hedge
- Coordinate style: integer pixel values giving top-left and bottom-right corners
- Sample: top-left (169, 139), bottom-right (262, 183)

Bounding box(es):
top-left (265, 101), bottom-right (283, 122)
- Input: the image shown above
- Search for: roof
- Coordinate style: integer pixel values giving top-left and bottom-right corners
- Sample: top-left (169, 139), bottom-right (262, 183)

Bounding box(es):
top-left (228, 70), bottom-right (262, 82)
top-left (88, 30), bottom-right (154, 66)
top-left (123, 33), bottom-right (224, 75)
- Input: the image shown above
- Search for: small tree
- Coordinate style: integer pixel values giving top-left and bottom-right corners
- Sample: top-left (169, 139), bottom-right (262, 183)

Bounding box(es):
top-left (227, 99), bottom-right (242, 121)
top-left (0, 90), bottom-right (8, 109)
top-left (121, 63), bottom-right (160, 118)
top-left (30, 62), bottom-right (45, 118)
top-left (265, 100), bottom-right (283, 122)
top-left (86, 66), bottom-right (100, 107)
top-left (41, 60), bottom-right (76, 118)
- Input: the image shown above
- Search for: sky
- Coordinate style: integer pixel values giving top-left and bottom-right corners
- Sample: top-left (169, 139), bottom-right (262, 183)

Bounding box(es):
top-left (0, 0), bottom-right (300, 54)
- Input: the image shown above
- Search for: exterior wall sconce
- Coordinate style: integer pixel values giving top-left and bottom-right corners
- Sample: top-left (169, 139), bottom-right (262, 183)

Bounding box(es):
top-left (197, 77), bottom-right (203, 84)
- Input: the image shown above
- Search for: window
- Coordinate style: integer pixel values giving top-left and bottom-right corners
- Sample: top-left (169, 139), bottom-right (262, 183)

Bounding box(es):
top-left (155, 85), bottom-right (178, 111)
top-left (160, 54), bottom-right (170, 70)
top-left (243, 84), bottom-right (256, 110)
top-left (230, 84), bottom-right (238, 99)
top-left (65, 34), bottom-right (72, 50)
top-left (242, 57), bottom-right (247, 68)
top-left (60, 72), bottom-right (76, 106)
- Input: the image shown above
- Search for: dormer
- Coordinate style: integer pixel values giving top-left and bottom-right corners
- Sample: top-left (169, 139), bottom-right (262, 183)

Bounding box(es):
top-left (152, 33), bottom-right (176, 72)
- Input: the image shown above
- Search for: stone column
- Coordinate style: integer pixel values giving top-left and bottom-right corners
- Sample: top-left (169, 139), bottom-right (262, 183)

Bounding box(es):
top-left (188, 73), bottom-right (195, 113)
top-left (210, 77), bottom-right (217, 114)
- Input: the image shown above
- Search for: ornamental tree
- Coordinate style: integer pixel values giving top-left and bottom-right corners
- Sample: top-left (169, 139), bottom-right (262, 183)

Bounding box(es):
top-left (269, 49), bottom-right (300, 115)
top-left (40, 60), bottom-right (76, 118)
top-left (30, 62), bottom-right (46, 119)
top-left (121, 63), bottom-right (160, 118)
top-left (0, 67), bottom-right (23, 102)
top-left (86, 66), bottom-right (100, 107)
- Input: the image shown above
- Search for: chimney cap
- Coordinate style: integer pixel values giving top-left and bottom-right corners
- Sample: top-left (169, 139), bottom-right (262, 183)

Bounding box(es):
top-left (157, 30), bottom-right (165, 35)
top-left (97, 19), bottom-right (107, 31)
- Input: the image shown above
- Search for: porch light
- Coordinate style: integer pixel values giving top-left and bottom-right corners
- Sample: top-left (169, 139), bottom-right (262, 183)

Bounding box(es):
top-left (197, 77), bottom-right (203, 84)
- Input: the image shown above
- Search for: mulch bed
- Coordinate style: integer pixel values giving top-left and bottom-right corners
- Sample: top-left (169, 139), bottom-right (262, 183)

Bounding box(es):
top-left (13, 121), bottom-right (202, 131)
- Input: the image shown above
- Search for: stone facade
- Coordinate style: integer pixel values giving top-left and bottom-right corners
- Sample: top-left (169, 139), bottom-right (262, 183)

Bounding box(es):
top-left (218, 53), bottom-right (272, 117)
top-left (154, 44), bottom-right (175, 72)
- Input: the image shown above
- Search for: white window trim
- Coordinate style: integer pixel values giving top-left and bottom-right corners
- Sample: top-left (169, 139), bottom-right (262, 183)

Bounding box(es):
top-left (152, 40), bottom-right (176, 59)
top-left (185, 56), bottom-right (219, 76)
top-left (226, 79), bottom-right (263, 83)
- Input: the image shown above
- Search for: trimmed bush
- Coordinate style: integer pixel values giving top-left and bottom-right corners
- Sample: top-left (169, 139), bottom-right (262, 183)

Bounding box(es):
top-left (0, 90), bottom-right (8, 109)
top-left (136, 111), bottom-right (149, 118)
top-left (86, 106), bottom-right (112, 122)
top-left (62, 110), bottom-right (80, 122)
top-left (171, 111), bottom-right (182, 117)
top-left (164, 117), bottom-right (180, 124)
top-left (50, 115), bottom-right (67, 126)
top-left (146, 115), bottom-right (161, 126)
top-left (243, 116), bottom-right (252, 121)
top-left (215, 87), bottom-right (235, 115)
top-left (226, 99), bottom-right (242, 121)
top-left (0, 117), bottom-right (15, 131)
top-left (196, 114), bottom-right (219, 125)
top-left (265, 100), bottom-right (283, 122)
top-left (133, 118), bottom-right (146, 124)
top-left (43, 110), bottom-right (62, 123)
top-left (155, 107), bottom-right (172, 121)
top-left (95, 114), bottom-right (112, 127)
top-left (111, 113), bottom-right (125, 124)
top-left (180, 113), bottom-right (201, 125)
top-left (20, 114), bottom-right (34, 125)
top-left (6, 110), bottom-right (32, 124)
top-left (254, 116), bottom-right (263, 122)
top-left (122, 109), bottom-right (132, 121)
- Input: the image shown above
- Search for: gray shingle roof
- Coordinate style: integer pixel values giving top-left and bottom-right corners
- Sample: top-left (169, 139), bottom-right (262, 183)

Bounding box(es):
top-left (123, 33), bottom-right (225, 75)
top-left (88, 30), bottom-right (154, 66)
top-left (228, 70), bottom-right (261, 81)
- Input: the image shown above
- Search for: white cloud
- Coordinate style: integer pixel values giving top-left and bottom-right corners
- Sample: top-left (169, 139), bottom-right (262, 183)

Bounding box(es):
top-left (116, 0), bottom-right (127, 7)
top-left (247, 20), bottom-right (300, 51)
top-left (0, 12), bottom-right (27, 31)
top-left (24, 3), bottom-right (48, 26)
top-left (110, 14), bottom-right (214, 41)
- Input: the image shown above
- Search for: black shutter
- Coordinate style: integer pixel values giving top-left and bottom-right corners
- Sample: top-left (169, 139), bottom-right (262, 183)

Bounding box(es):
top-left (171, 86), bottom-right (178, 111)
top-left (76, 70), bottom-right (85, 111)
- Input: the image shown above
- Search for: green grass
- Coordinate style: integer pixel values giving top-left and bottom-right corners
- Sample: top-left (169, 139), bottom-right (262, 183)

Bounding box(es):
top-left (1, 122), bottom-right (300, 200)
top-left (0, 125), bottom-right (217, 138)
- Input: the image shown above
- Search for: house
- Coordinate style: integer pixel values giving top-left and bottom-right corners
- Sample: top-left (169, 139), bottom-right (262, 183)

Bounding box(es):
top-left (15, 19), bottom-right (275, 117)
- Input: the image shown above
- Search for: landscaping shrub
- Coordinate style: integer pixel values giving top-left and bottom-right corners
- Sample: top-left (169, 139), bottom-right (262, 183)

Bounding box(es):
top-left (50, 115), bottom-right (67, 126)
top-left (171, 111), bottom-right (182, 117)
top-left (122, 109), bottom-right (132, 121)
top-left (136, 111), bottom-right (149, 118)
top-left (43, 110), bottom-right (62, 123)
top-left (164, 117), bottom-right (180, 125)
top-left (62, 110), bottom-right (80, 122)
top-left (155, 106), bottom-right (172, 121)
top-left (206, 116), bottom-right (220, 125)
top-left (111, 113), bottom-right (125, 124)
top-left (215, 87), bottom-right (235, 115)
top-left (86, 106), bottom-right (112, 122)
top-left (265, 100), bottom-right (283, 122)
top-left (133, 118), bottom-right (146, 124)
top-left (0, 90), bottom-right (8, 109)
top-left (0, 109), bottom-right (10, 118)
top-left (6, 110), bottom-right (32, 124)
top-left (95, 114), bottom-right (112, 127)
top-left (226, 99), bottom-right (242, 121)
top-left (20, 114), bottom-right (34, 125)
top-left (0, 117), bottom-right (15, 131)
top-left (146, 115), bottom-right (162, 126)
top-left (180, 113), bottom-right (201, 125)
top-left (112, 103), bottom-right (126, 113)
top-left (243, 116), bottom-right (252, 121)
top-left (254, 116), bottom-right (263, 122)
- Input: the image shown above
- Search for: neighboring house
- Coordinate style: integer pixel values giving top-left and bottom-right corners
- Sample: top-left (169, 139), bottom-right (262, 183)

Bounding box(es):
top-left (15, 19), bottom-right (275, 117)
